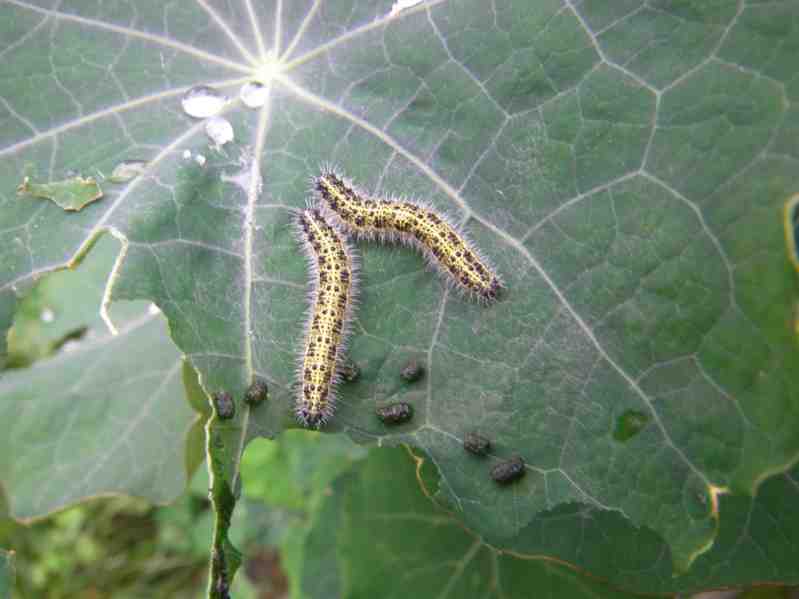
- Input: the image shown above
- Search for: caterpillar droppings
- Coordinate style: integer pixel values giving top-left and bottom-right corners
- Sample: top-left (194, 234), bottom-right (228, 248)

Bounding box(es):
top-left (314, 168), bottom-right (502, 302)
top-left (295, 208), bottom-right (358, 428)
top-left (490, 455), bottom-right (526, 485)
top-left (463, 431), bottom-right (491, 456)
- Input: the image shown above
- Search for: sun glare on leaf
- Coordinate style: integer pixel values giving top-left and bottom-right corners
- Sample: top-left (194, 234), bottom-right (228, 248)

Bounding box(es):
top-left (254, 51), bottom-right (284, 83)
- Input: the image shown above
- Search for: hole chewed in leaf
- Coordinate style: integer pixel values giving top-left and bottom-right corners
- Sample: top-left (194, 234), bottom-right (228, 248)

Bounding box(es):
top-left (613, 410), bottom-right (651, 442)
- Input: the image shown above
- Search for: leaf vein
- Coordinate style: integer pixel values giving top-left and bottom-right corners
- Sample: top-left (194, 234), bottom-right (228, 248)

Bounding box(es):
top-left (5, 0), bottom-right (253, 74)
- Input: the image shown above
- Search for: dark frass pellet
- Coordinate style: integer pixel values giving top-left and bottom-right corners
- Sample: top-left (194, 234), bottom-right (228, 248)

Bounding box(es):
top-left (212, 391), bottom-right (235, 420)
top-left (339, 360), bottom-right (361, 383)
top-left (244, 379), bottom-right (268, 406)
top-left (376, 402), bottom-right (413, 425)
top-left (490, 456), bottom-right (525, 485)
top-left (400, 360), bottom-right (424, 383)
top-left (463, 432), bottom-right (491, 456)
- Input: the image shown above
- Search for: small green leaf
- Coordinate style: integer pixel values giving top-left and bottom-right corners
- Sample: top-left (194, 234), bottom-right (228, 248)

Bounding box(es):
top-left (16, 175), bottom-right (102, 212)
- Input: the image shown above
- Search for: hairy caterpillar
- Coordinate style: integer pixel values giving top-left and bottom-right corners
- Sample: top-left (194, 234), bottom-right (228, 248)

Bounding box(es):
top-left (314, 168), bottom-right (502, 302)
top-left (295, 208), bottom-right (358, 428)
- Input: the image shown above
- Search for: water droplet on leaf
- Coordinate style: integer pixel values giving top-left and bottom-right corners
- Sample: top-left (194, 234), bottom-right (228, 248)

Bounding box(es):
top-left (240, 81), bottom-right (268, 108)
top-left (147, 303), bottom-right (161, 315)
top-left (182, 150), bottom-right (192, 160)
top-left (40, 308), bottom-right (55, 323)
top-left (181, 85), bottom-right (227, 118)
top-left (195, 154), bottom-right (206, 166)
top-left (205, 116), bottom-right (234, 146)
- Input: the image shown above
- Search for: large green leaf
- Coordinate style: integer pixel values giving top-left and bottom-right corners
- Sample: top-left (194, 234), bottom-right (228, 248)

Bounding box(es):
top-left (2, 0), bottom-right (798, 590)
top-left (0, 236), bottom-right (202, 519)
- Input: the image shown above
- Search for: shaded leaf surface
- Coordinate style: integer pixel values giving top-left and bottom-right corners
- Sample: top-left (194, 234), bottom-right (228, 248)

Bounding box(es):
top-left (0, 236), bottom-right (199, 520)
top-left (241, 435), bottom-right (644, 599)
top-left (484, 460), bottom-right (799, 594)
top-left (1, 0), bottom-right (798, 589)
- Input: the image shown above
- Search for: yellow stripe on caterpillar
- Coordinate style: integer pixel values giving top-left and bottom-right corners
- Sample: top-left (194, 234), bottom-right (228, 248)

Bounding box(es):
top-left (295, 208), bottom-right (358, 428)
top-left (314, 168), bottom-right (502, 302)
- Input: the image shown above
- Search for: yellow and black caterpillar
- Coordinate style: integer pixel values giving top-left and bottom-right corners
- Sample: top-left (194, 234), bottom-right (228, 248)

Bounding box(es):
top-left (295, 208), bottom-right (358, 428)
top-left (314, 168), bottom-right (502, 302)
